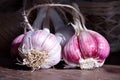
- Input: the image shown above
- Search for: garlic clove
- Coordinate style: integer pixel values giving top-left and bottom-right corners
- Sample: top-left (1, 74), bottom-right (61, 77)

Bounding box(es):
top-left (41, 33), bottom-right (59, 51)
top-left (78, 30), bottom-right (97, 58)
top-left (88, 30), bottom-right (110, 61)
top-left (31, 30), bottom-right (50, 50)
top-left (20, 31), bottom-right (33, 52)
top-left (63, 35), bottom-right (82, 64)
top-left (41, 42), bottom-right (61, 68)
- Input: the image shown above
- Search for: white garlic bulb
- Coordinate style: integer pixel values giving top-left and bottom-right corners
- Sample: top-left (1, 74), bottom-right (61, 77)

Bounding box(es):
top-left (19, 28), bottom-right (61, 70)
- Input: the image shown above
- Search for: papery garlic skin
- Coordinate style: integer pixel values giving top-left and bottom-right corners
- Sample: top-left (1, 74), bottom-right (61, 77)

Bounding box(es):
top-left (11, 34), bottom-right (24, 58)
top-left (63, 30), bottom-right (110, 69)
top-left (88, 30), bottom-right (110, 61)
top-left (63, 35), bottom-right (82, 64)
top-left (19, 29), bottom-right (61, 70)
top-left (78, 31), bottom-right (97, 58)
top-left (63, 35), bottom-right (82, 68)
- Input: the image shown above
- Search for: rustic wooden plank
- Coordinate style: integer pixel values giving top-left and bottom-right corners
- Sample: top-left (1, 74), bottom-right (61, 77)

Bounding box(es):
top-left (0, 65), bottom-right (120, 80)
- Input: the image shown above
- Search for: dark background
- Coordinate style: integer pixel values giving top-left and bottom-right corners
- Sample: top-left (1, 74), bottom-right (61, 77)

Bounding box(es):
top-left (0, 0), bottom-right (120, 69)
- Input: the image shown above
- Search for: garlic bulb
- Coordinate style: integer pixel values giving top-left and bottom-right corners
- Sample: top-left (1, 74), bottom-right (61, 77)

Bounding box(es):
top-left (63, 4), bottom-right (110, 69)
top-left (63, 26), bottom-right (110, 69)
top-left (11, 34), bottom-right (24, 58)
top-left (18, 28), bottom-right (61, 70)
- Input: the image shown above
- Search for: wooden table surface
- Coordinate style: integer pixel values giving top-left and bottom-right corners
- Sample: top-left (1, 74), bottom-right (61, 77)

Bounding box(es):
top-left (0, 65), bottom-right (120, 80)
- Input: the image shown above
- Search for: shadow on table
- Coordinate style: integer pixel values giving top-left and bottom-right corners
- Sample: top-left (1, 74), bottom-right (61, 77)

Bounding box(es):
top-left (0, 51), bottom-right (120, 71)
top-left (0, 52), bottom-right (66, 70)
top-left (0, 52), bottom-right (31, 71)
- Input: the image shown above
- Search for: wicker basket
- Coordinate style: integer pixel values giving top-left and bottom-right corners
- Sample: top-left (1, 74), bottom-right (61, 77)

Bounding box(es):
top-left (78, 1), bottom-right (120, 52)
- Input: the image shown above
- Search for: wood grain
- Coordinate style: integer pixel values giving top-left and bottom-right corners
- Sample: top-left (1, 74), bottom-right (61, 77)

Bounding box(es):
top-left (0, 65), bottom-right (120, 80)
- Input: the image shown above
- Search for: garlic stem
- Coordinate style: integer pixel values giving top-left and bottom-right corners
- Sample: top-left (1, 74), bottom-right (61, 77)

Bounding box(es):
top-left (32, 7), bottom-right (48, 30)
top-left (49, 8), bottom-right (65, 31)
top-left (49, 8), bottom-right (67, 46)
top-left (23, 11), bottom-right (34, 31)
top-left (25, 3), bottom-right (86, 32)
top-left (43, 28), bottom-right (50, 33)
top-left (26, 4), bottom-right (84, 25)
top-left (23, 3), bottom-right (86, 33)
top-left (42, 7), bottom-right (51, 30)
top-left (72, 3), bottom-right (87, 33)
top-left (83, 24), bottom-right (88, 31)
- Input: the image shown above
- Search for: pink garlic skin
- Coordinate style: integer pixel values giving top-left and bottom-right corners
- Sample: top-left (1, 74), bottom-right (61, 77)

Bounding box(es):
top-left (78, 31), bottom-right (97, 58)
top-left (63, 30), bottom-right (110, 69)
top-left (88, 30), bottom-right (110, 61)
top-left (63, 35), bottom-right (82, 65)
top-left (11, 34), bottom-right (24, 58)
top-left (19, 29), bottom-right (61, 69)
